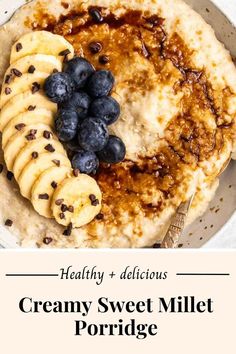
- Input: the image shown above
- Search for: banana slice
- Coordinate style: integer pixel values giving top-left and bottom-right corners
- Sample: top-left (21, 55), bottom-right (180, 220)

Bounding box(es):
top-left (0, 72), bottom-right (49, 109)
top-left (0, 91), bottom-right (57, 132)
top-left (5, 54), bottom-right (62, 78)
top-left (51, 174), bottom-right (102, 228)
top-left (10, 31), bottom-right (74, 64)
top-left (4, 123), bottom-right (54, 171)
top-left (2, 108), bottom-right (54, 148)
top-left (0, 31), bottom-right (102, 228)
top-left (13, 137), bottom-right (67, 181)
top-left (18, 152), bottom-right (71, 199)
top-left (31, 166), bottom-right (71, 218)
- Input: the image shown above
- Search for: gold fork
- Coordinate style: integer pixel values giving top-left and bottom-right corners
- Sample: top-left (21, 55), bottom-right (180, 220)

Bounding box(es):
top-left (161, 157), bottom-right (232, 249)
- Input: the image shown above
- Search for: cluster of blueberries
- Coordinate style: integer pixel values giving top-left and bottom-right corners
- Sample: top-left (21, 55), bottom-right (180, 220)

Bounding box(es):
top-left (44, 57), bottom-right (126, 174)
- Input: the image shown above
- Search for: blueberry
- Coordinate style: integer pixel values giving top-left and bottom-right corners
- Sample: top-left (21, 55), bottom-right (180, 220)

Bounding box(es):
top-left (78, 117), bottom-right (109, 152)
top-left (55, 109), bottom-right (79, 142)
top-left (64, 57), bottom-right (95, 89)
top-left (98, 135), bottom-right (126, 164)
top-left (65, 139), bottom-right (81, 160)
top-left (86, 70), bottom-right (115, 98)
top-left (89, 96), bottom-right (120, 125)
top-left (65, 138), bottom-right (82, 153)
top-left (60, 91), bottom-right (92, 119)
top-left (72, 150), bottom-right (99, 174)
top-left (44, 72), bottom-right (74, 104)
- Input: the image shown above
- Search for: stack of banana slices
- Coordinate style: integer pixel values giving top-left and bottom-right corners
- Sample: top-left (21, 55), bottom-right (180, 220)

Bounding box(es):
top-left (0, 31), bottom-right (102, 229)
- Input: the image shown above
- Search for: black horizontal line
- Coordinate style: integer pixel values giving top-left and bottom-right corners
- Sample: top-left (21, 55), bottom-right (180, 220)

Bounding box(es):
top-left (176, 273), bottom-right (230, 276)
top-left (5, 274), bottom-right (59, 277)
